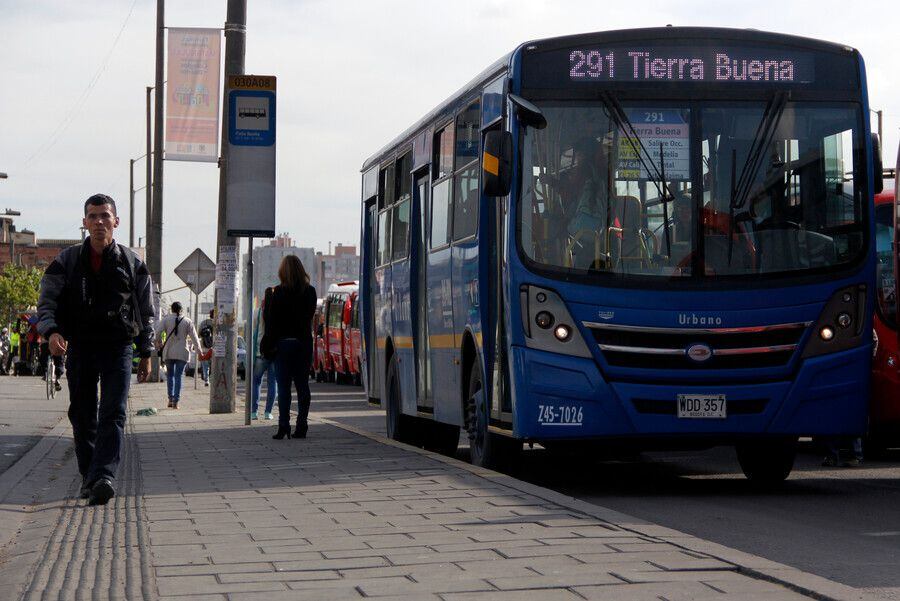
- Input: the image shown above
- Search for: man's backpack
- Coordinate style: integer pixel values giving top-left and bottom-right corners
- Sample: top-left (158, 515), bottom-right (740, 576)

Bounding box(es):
top-left (199, 324), bottom-right (214, 350)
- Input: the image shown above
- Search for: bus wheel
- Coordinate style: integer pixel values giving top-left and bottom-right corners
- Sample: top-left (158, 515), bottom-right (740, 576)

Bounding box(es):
top-left (465, 364), bottom-right (519, 469)
top-left (736, 438), bottom-right (797, 484)
top-left (385, 356), bottom-right (419, 445)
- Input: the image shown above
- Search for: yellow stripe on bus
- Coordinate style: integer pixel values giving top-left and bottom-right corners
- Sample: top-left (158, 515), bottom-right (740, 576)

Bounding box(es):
top-left (376, 332), bottom-right (479, 350)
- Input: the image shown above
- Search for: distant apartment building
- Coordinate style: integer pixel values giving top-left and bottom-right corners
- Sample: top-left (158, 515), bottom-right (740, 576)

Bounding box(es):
top-left (242, 234), bottom-right (319, 305)
top-left (1, 215), bottom-right (80, 271)
top-left (315, 243), bottom-right (359, 294)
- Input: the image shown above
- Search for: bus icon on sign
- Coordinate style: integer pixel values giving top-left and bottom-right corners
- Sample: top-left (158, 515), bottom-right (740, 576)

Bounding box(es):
top-left (239, 108), bottom-right (266, 119)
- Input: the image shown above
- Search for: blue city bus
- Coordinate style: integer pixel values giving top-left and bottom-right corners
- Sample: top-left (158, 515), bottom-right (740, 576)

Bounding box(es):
top-left (359, 27), bottom-right (884, 481)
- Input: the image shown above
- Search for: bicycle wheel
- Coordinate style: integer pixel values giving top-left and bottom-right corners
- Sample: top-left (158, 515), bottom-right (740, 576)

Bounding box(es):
top-left (46, 356), bottom-right (55, 400)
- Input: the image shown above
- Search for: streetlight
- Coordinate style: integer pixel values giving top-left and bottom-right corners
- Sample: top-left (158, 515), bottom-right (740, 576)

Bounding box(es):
top-left (0, 172), bottom-right (7, 179)
top-left (129, 153), bottom-right (152, 248)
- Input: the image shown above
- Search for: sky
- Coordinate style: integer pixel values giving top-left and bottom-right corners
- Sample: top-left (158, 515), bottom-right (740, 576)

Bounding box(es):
top-left (1, 0), bottom-right (899, 309)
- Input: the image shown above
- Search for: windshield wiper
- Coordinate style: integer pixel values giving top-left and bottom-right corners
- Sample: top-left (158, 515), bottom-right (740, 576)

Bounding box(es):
top-left (727, 91), bottom-right (788, 265)
top-left (600, 92), bottom-right (674, 258)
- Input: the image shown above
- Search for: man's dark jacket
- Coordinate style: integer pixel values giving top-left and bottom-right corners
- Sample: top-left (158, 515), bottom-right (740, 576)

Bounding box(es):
top-left (37, 240), bottom-right (156, 357)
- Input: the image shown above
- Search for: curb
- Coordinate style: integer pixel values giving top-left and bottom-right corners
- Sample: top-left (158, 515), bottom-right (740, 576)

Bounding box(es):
top-left (0, 418), bottom-right (71, 555)
top-left (318, 415), bottom-right (875, 601)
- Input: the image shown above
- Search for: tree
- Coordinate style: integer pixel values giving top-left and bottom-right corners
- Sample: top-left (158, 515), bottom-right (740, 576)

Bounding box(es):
top-left (0, 263), bottom-right (43, 325)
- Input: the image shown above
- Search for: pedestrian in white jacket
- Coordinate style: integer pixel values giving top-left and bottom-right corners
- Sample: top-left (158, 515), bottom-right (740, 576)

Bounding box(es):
top-left (156, 302), bottom-right (201, 409)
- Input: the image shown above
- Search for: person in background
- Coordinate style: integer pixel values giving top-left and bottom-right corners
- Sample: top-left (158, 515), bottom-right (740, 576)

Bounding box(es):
top-left (260, 255), bottom-right (317, 440)
top-left (156, 302), bottom-right (201, 409)
top-left (6, 325), bottom-right (19, 374)
top-left (250, 288), bottom-right (278, 420)
top-left (197, 309), bottom-right (214, 386)
top-left (0, 327), bottom-right (10, 375)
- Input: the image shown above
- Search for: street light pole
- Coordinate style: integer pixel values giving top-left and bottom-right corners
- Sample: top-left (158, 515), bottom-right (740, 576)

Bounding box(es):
top-left (129, 159), bottom-right (135, 247)
top-left (146, 86), bottom-right (153, 252)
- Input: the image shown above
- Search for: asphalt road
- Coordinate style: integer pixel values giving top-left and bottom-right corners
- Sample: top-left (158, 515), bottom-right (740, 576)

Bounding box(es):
top-left (0, 374), bottom-right (68, 475)
top-left (307, 380), bottom-right (900, 597)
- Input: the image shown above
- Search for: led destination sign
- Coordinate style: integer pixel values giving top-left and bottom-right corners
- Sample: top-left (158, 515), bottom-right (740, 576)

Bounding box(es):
top-left (568, 47), bottom-right (814, 83)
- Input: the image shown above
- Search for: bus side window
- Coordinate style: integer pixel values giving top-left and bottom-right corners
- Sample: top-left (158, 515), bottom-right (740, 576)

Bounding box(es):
top-left (431, 126), bottom-right (454, 248)
top-left (452, 100), bottom-right (481, 241)
top-left (453, 165), bottom-right (479, 240)
top-left (392, 152), bottom-right (412, 260)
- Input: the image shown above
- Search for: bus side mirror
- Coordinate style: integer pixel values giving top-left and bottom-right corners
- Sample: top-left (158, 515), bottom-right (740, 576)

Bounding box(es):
top-left (483, 130), bottom-right (512, 197)
top-left (872, 133), bottom-right (883, 194)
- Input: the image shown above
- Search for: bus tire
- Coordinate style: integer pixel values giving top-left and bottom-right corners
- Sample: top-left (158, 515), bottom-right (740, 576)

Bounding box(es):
top-left (735, 438), bottom-right (797, 484)
top-left (465, 363), bottom-right (519, 469)
top-left (385, 355), bottom-right (419, 445)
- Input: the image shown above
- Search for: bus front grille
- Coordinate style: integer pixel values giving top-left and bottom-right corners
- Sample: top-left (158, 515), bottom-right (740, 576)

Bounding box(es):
top-left (583, 321), bottom-right (810, 370)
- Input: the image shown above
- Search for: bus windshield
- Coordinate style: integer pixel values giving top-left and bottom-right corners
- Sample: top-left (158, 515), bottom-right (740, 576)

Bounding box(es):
top-left (519, 100), bottom-right (866, 280)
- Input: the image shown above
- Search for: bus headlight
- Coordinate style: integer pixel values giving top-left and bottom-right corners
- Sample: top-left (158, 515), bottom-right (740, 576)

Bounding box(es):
top-left (554, 324), bottom-right (571, 341)
top-left (803, 285), bottom-right (867, 359)
top-left (535, 311), bottom-right (555, 329)
top-left (521, 285), bottom-right (591, 358)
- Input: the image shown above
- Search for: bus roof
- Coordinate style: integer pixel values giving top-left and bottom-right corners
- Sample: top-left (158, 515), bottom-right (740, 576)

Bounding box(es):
top-left (360, 27), bottom-right (858, 174)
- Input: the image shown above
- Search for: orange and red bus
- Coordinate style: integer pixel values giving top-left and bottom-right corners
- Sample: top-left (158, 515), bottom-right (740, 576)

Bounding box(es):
top-left (871, 160), bottom-right (899, 446)
top-left (314, 282), bottom-right (361, 385)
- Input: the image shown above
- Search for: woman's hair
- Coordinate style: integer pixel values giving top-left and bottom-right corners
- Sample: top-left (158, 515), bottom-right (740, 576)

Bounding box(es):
top-left (277, 255), bottom-right (310, 291)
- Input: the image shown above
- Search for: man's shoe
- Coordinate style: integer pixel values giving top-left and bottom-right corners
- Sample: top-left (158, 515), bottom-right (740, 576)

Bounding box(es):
top-left (204, 381), bottom-right (209, 387)
top-left (54, 381), bottom-right (62, 392)
top-left (167, 398), bottom-right (174, 408)
top-left (251, 411), bottom-right (258, 420)
top-left (79, 478), bottom-right (92, 499)
top-left (88, 478), bottom-right (115, 506)
top-left (264, 412), bottom-right (273, 420)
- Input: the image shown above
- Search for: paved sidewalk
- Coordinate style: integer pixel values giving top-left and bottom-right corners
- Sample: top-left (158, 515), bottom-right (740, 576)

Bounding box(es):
top-left (0, 379), bottom-right (872, 600)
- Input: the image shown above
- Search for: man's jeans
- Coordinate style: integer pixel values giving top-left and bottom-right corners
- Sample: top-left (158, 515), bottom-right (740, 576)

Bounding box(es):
top-left (165, 359), bottom-right (187, 401)
top-left (66, 343), bottom-right (133, 484)
top-left (251, 357), bottom-right (278, 414)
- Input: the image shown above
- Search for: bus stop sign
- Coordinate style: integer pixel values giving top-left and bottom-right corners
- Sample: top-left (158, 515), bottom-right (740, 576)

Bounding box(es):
top-left (225, 74), bottom-right (276, 238)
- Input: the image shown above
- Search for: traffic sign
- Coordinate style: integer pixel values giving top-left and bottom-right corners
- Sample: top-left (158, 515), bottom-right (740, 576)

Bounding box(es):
top-left (174, 248), bottom-right (217, 295)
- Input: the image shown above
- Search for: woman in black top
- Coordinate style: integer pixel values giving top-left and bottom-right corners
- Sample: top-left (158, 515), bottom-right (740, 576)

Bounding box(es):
top-left (260, 255), bottom-right (317, 439)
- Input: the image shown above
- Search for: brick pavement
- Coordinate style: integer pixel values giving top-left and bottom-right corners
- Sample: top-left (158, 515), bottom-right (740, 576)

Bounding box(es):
top-left (0, 378), bottom-right (870, 600)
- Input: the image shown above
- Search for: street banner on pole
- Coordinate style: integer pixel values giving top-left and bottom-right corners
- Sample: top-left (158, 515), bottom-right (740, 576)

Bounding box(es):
top-left (225, 75), bottom-right (276, 237)
top-left (165, 28), bottom-right (221, 163)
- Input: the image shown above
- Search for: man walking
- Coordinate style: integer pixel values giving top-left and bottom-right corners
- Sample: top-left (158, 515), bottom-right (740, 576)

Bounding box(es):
top-left (37, 194), bottom-right (155, 505)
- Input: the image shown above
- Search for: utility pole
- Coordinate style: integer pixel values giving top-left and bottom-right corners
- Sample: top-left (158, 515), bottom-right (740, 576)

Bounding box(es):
top-left (149, 0), bottom-right (165, 381)
top-left (210, 0), bottom-right (246, 413)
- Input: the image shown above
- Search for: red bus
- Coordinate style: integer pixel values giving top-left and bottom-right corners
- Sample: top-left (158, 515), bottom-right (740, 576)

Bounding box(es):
top-left (871, 161), bottom-right (899, 447)
top-left (314, 282), bottom-right (361, 385)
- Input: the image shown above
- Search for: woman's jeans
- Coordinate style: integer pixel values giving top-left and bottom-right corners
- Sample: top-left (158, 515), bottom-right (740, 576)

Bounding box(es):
top-left (251, 357), bottom-right (278, 413)
top-left (165, 359), bottom-right (187, 401)
top-left (274, 338), bottom-right (312, 430)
